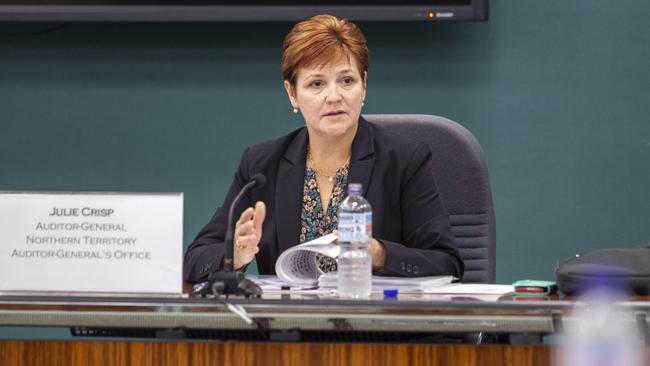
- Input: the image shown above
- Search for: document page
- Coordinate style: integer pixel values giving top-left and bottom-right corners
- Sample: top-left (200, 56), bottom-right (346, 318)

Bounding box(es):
top-left (318, 272), bottom-right (455, 293)
top-left (275, 233), bottom-right (339, 286)
top-left (428, 283), bottom-right (515, 295)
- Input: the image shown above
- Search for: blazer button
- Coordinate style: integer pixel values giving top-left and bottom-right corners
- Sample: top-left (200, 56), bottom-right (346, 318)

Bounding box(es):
top-left (406, 264), bottom-right (412, 273)
top-left (400, 262), bottom-right (406, 271)
top-left (413, 265), bottom-right (420, 275)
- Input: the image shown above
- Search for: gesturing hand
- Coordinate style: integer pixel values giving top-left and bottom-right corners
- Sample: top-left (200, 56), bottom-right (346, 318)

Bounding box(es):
top-left (233, 201), bottom-right (266, 271)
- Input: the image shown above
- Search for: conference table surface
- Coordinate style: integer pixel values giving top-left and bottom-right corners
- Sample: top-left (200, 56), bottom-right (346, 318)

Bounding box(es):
top-left (1, 286), bottom-right (649, 366)
top-left (1, 286), bottom-right (649, 338)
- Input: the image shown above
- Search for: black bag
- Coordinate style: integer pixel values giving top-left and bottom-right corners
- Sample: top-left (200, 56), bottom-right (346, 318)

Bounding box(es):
top-left (555, 244), bottom-right (650, 295)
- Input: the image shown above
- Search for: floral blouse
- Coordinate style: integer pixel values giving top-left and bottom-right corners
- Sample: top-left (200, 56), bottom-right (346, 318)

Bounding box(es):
top-left (299, 163), bottom-right (349, 273)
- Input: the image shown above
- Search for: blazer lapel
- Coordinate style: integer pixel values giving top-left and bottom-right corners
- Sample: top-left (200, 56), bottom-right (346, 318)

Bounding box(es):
top-left (275, 128), bottom-right (309, 254)
top-left (275, 119), bottom-right (376, 254)
top-left (348, 117), bottom-right (376, 194)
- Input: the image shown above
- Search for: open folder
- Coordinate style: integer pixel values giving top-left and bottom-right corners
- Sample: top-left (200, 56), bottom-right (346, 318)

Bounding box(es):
top-left (275, 233), bottom-right (339, 286)
top-left (273, 233), bottom-right (457, 291)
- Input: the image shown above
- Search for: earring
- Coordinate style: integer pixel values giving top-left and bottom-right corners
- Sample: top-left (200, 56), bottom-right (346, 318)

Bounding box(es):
top-left (361, 101), bottom-right (365, 107)
top-left (293, 107), bottom-right (299, 114)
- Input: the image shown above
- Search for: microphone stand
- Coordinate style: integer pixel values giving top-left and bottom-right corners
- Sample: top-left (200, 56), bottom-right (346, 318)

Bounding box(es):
top-left (201, 176), bottom-right (264, 298)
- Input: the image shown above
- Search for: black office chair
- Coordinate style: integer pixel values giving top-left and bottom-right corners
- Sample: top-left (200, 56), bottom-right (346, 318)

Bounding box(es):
top-left (364, 114), bottom-right (496, 283)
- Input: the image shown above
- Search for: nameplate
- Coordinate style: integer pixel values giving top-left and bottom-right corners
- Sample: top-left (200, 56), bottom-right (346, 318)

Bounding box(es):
top-left (0, 191), bottom-right (183, 296)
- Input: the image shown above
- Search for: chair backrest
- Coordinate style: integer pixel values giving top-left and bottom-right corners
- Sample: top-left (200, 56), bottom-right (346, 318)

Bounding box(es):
top-left (364, 114), bottom-right (496, 283)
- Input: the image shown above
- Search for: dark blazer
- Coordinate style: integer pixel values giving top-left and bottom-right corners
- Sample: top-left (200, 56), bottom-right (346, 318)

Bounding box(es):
top-left (183, 118), bottom-right (464, 283)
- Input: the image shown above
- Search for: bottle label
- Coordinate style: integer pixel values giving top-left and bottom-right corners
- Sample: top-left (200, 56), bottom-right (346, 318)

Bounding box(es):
top-left (338, 212), bottom-right (372, 242)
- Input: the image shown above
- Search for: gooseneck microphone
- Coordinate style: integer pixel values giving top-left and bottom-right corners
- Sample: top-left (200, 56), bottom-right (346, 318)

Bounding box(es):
top-left (204, 173), bottom-right (266, 297)
top-left (223, 173), bottom-right (266, 272)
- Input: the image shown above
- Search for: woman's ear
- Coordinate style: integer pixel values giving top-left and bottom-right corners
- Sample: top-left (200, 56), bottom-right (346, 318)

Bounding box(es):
top-left (283, 80), bottom-right (298, 109)
top-left (362, 71), bottom-right (368, 101)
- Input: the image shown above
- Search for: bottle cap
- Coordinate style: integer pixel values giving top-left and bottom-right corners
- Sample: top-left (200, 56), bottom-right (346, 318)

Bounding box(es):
top-left (383, 289), bottom-right (398, 298)
top-left (347, 183), bottom-right (363, 195)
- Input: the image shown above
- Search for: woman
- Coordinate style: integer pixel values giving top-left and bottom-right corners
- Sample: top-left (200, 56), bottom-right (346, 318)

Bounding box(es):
top-left (184, 14), bottom-right (463, 283)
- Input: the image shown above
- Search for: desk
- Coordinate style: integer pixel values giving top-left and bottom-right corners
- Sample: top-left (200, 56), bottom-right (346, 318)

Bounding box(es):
top-left (0, 293), bottom-right (648, 366)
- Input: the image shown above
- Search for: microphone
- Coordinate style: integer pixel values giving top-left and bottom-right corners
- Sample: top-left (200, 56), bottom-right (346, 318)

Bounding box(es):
top-left (203, 173), bottom-right (266, 298)
top-left (223, 173), bottom-right (266, 272)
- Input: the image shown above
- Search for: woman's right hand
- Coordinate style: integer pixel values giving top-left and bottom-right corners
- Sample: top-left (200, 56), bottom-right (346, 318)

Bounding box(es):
top-left (233, 201), bottom-right (266, 271)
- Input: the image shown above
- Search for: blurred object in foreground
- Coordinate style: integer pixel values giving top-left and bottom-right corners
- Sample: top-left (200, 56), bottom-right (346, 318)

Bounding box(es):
top-left (555, 288), bottom-right (643, 366)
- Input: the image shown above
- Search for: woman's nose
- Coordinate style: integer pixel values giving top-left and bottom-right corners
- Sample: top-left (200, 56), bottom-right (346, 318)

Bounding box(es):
top-left (325, 84), bottom-right (342, 103)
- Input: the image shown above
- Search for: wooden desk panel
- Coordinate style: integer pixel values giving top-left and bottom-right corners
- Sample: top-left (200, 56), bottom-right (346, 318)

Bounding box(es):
top-left (0, 340), bottom-right (551, 366)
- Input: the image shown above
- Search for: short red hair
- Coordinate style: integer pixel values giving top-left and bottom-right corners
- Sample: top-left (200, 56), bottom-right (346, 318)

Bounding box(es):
top-left (282, 14), bottom-right (369, 86)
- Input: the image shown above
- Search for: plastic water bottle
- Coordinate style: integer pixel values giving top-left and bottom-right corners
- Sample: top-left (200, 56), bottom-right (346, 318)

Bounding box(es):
top-left (337, 183), bottom-right (372, 299)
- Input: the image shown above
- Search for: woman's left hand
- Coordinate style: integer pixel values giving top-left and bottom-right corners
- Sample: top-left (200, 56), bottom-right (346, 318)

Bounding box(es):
top-left (333, 230), bottom-right (386, 270)
top-left (370, 238), bottom-right (387, 270)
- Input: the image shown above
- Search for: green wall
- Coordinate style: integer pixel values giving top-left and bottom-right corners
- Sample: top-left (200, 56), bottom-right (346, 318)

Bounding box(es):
top-left (1, 0), bottom-right (649, 284)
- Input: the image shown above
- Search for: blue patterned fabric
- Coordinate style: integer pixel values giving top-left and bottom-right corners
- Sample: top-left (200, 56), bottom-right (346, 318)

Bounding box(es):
top-left (299, 165), bottom-right (349, 244)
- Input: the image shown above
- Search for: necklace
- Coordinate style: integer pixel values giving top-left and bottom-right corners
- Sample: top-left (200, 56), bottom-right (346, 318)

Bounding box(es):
top-left (307, 149), bottom-right (351, 183)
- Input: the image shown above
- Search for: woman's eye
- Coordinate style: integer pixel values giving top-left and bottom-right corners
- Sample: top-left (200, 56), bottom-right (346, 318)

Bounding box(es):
top-left (342, 77), bottom-right (353, 85)
top-left (310, 80), bottom-right (323, 88)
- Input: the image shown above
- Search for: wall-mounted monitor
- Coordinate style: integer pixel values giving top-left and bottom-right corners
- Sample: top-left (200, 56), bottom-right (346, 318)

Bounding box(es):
top-left (0, 0), bottom-right (488, 22)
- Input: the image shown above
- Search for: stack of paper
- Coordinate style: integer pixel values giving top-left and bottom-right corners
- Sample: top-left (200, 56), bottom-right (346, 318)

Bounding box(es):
top-left (423, 283), bottom-right (515, 301)
top-left (248, 275), bottom-right (318, 292)
top-left (318, 272), bottom-right (456, 293)
top-left (429, 283), bottom-right (515, 295)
